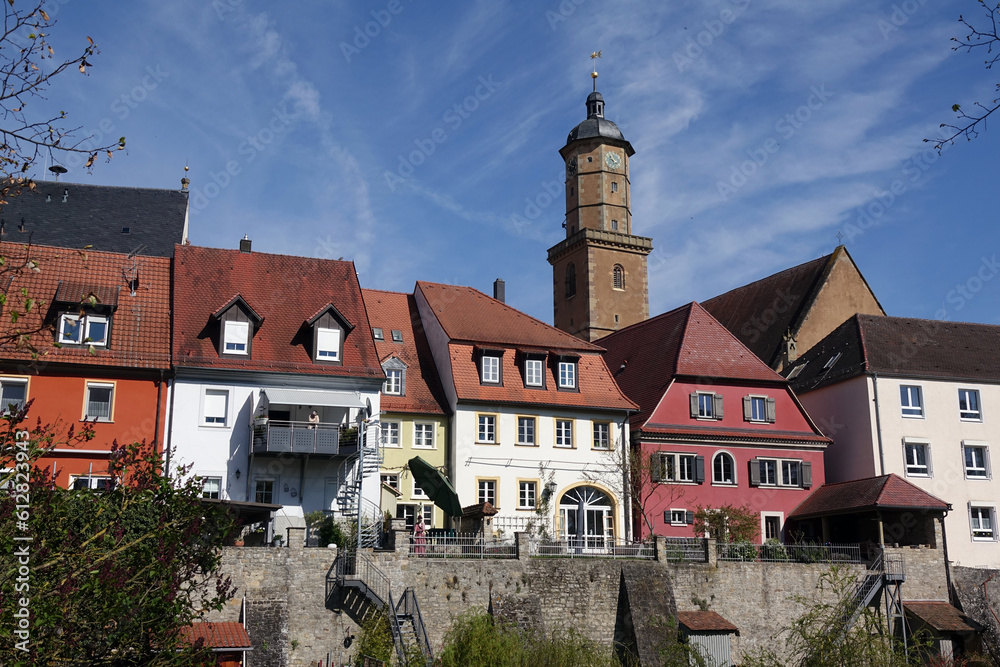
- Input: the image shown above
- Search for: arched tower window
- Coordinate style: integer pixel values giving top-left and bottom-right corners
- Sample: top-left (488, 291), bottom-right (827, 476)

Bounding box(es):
top-left (565, 263), bottom-right (577, 298)
top-left (612, 265), bottom-right (625, 290)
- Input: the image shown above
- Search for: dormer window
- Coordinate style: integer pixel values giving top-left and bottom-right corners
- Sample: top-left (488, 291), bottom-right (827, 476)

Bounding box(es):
top-left (58, 313), bottom-right (110, 347)
top-left (391, 330), bottom-right (403, 342)
top-left (315, 327), bottom-right (341, 361)
top-left (305, 303), bottom-right (354, 365)
top-left (525, 358), bottom-right (544, 387)
top-left (373, 328), bottom-right (384, 340)
top-left (557, 360), bottom-right (577, 390)
top-left (212, 295), bottom-right (263, 358)
top-left (381, 357), bottom-right (407, 396)
top-left (482, 356), bottom-right (500, 384)
top-left (223, 320), bottom-right (250, 355)
top-left (52, 281), bottom-right (118, 348)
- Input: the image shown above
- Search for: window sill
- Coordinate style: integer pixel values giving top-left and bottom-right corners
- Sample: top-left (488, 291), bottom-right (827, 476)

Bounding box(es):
top-left (711, 481), bottom-right (737, 487)
top-left (971, 536), bottom-right (996, 542)
top-left (960, 417), bottom-right (983, 423)
top-left (516, 507), bottom-right (536, 512)
top-left (901, 414), bottom-right (925, 419)
top-left (201, 423), bottom-right (229, 428)
top-left (965, 473), bottom-right (989, 480)
top-left (592, 446), bottom-right (611, 452)
top-left (83, 418), bottom-right (114, 424)
top-left (669, 522), bottom-right (688, 527)
top-left (905, 472), bottom-right (931, 478)
top-left (475, 441), bottom-right (500, 446)
top-left (412, 445), bottom-right (437, 450)
top-left (515, 442), bottom-right (538, 447)
top-left (554, 445), bottom-right (575, 449)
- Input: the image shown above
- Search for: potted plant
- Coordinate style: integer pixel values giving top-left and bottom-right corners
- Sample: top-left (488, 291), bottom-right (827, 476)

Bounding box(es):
top-left (272, 535), bottom-right (285, 548)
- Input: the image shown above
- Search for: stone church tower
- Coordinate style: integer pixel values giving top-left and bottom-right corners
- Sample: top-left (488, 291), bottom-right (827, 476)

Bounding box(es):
top-left (548, 80), bottom-right (653, 342)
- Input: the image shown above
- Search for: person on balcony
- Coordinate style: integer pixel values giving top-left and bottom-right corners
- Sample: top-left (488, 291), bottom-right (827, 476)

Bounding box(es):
top-left (413, 516), bottom-right (426, 555)
top-left (308, 410), bottom-right (320, 429)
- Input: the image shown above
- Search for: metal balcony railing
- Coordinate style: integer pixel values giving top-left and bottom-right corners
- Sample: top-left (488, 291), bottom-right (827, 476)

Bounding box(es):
top-left (531, 536), bottom-right (656, 560)
top-left (251, 419), bottom-right (357, 455)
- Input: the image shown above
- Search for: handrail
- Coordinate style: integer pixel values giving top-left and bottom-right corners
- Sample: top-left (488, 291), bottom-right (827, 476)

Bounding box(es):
top-left (397, 588), bottom-right (433, 664)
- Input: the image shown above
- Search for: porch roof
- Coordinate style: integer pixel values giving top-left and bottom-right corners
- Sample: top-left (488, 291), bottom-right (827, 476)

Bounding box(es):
top-left (261, 387), bottom-right (365, 408)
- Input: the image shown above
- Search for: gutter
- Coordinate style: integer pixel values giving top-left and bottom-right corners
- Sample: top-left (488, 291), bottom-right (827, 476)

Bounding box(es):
top-left (871, 372), bottom-right (886, 476)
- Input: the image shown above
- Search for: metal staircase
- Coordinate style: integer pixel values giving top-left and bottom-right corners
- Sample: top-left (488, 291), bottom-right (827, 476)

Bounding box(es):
top-left (336, 421), bottom-right (384, 548)
top-left (327, 551), bottom-right (433, 666)
top-left (838, 552), bottom-right (907, 640)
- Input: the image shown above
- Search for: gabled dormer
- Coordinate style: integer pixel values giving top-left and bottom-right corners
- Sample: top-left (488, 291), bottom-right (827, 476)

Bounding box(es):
top-left (53, 281), bottom-right (120, 348)
top-left (306, 303), bottom-right (355, 365)
top-left (381, 356), bottom-right (407, 395)
top-left (211, 295), bottom-right (264, 358)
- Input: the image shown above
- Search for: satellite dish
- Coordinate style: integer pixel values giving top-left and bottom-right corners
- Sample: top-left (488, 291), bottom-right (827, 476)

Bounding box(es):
top-left (365, 398), bottom-right (373, 420)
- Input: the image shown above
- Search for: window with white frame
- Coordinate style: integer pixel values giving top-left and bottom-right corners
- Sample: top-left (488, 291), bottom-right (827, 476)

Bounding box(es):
top-left (254, 479), bottom-right (274, 504)
top-left (203, 389), bottom-right (228, 426)
top-left (396, 504), bottom-right (416, 529)
top-left (964, 443), bottom-right (990, 479)
top-left (58, 312), bottom-right (110, 346)
top-left (372, 328), bottom-right (384, 340)
top-left (657, 453), bottom-right (700, 483)
top-left (481, 356), bottom-right (500, 384)
top-left (750, 457), bottom-right (810, 487)
top-left (558, 361), bottom-right (577, 389)
top-left (525, 358), bottom-right (544, 387)
top-left (412, 478), bottom-right (428, 498)
top-left (555, 419), bottom-right (573, 447)
top-left (420, 504), bottom-right (433, 524)
top-left (0, 378), bottom-right (27, 414)
top-left (391, 330), bottom-right (403, 342)
top-left (759, 459), bottom-right (777, 486)
top-left (478, 479), bottom-right (496, 506)
top-left (970, 505), bottom-right (995, 541)
top-left (85, 382), bottom-right (114, 421)
top-left (517, 417), bottom-right (536, 446)
top-left (383, 421), bottom-right (400, 447)
top-left (669, 509), bottom-right (688, 526)
top-left (593, 422), bottom-right (611, 450)
top-left (904, 442), bottom-right (931, 477)
top-left (413, 423), bottom-right (435, 449)
top-left (745, 395), bottom-right (776, 423)
top-left (71, 475), bottom-right (113, 490)
top-left (223, 320), bottom-right (250, 355)
top-left (959, 389), bottom-right (982, 421)
top-left (315, 327), bottom-right (341, 361)
top-left (781, 460), bottom-right (800, 486)
top-left (764, 515), bottom-right (782, 540)
top-left (900, 385), bottom-right (923, 417)
top-left (518, 481), bottom-right (537, 509)
top-left (384, 369), bottom-right (403, 395)
top-left (692, 392), bottom-right (723, 420)
top-left (713, 452), bottom-right (735, 484)
top-left (381, 473), bottom-right (399, 490)
top-left (201, 477), bottom-right (222, 499)
top-left (477, 414), bottom-right (496, 443)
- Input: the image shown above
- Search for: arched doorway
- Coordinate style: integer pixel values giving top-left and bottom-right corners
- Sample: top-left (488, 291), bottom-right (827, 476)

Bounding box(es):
top-left (559, 486), bottom-right (614, 550)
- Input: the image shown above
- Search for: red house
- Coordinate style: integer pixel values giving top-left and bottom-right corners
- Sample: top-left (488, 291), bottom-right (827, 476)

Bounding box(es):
top-left (0, 242), bottom-right (171, 487)
top-left (600, 302), bottom-right (830, 541)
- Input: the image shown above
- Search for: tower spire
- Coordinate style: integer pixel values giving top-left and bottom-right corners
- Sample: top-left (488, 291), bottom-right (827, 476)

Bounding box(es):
top-left (590, 50), bottom-right (602, 92)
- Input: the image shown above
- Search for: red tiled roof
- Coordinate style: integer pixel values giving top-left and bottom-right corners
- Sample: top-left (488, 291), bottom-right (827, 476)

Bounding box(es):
top-left (180, 621), bottom-right (252, 649)
top-left (416, 281), bottom-right (602, 352)
top-left (904, 602), bottom-right (980, 633)
top-left (362, 289), bottom-right (448, 415)
top-left (788, 474), bottom-right (950, 519)
top-left (677, 611), bottom-right (738, 633)
top-left (173, 245), bottom-right (382, 378)
top-left (0, 242), bottom-right (171, 369)
top-left (601, 302), bottom-right (784, 426)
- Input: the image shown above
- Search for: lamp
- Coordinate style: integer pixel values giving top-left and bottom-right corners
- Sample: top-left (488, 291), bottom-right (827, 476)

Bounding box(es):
top-left (235, 468), bottom-right (241, 480)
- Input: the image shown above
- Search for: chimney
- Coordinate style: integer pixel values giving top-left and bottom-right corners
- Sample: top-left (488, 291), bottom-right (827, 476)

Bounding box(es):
top-left (493, 278), bottom-right (505, 303)
top-left (239, 234), bottom-right (252, 253)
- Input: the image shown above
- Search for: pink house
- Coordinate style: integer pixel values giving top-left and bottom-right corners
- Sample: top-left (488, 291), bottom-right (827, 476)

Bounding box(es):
top-left (600, 302), bottom-right (830, 540)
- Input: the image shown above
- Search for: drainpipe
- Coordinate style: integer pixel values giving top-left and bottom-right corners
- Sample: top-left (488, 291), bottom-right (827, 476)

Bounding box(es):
top-left (154, 370), bottom-right (164, 452)
top-left (871, 372), bottom-right (886, 476)
top-left (164, 371), bottom-right (177, 478)
top-left (619, 414), bottom-right (631, 541)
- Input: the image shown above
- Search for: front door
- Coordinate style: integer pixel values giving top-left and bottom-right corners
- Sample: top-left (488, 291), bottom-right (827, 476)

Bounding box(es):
top-left (559, 486), bottom-right (613, 551)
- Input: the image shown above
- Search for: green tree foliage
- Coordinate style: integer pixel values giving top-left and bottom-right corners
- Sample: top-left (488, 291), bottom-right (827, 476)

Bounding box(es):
top-left (305, 510), bottom-right (351, 548)
top-left (693, 503), bottom-right (760, 543)
top-left (0, 409), bottom-right (235, 665)
top-left (353, 611), bottom-right (395, 667)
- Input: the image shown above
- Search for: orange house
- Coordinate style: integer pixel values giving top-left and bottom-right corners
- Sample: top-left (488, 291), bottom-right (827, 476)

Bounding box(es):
top-left (0, 242), bottom-right (171, 487)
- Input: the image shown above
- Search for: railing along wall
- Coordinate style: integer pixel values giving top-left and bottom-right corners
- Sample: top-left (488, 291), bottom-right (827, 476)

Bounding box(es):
top-left (716, 542), bottom-right (862, 564)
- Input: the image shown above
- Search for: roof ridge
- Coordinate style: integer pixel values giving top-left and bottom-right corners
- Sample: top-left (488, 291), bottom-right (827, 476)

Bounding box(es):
top-left (599, 302), bottom-right (692, 343)
top-left (179, 243), bottom-right (357, 267)
top-left (26, 180), bottom-right (187, 194)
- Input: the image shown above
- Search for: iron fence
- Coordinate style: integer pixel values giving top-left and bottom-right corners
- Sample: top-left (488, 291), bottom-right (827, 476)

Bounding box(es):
top-left (409, 533), bottom-right (517, 559)
top-left (530, 536), bottom-right (656, 560)
top-left (716, 541), bottom-right (862, 563)
top-left (661, 537), bottom-right (708, 563)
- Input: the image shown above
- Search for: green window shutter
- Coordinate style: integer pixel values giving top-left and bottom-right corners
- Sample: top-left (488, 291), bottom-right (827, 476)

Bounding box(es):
top-left (695, 455), bottom-right (705, 484)
top-left (686, 511), bottom-right (694, 525)
top-left (650, 454), bottom-right (663, 482)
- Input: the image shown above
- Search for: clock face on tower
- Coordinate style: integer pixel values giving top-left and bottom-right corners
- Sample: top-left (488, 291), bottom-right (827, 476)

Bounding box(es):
top-left (604, 151), bottom-right (622, 170)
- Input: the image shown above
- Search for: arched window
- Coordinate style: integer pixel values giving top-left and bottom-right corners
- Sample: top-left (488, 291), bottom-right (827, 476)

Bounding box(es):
top-left (612, 265), bottom-right (625, 290)
top-left (565, 263), bottom-right (577, 298)
top-left (713, 452), bottom-right (735, 485)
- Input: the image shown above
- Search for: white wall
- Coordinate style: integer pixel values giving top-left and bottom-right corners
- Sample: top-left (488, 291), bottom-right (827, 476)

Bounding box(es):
top-left (797, 375), bottom-right (878, 482)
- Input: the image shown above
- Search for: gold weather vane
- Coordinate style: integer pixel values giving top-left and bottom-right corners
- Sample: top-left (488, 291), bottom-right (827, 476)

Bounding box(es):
top-left (591, 50), bottom-right (602, 91)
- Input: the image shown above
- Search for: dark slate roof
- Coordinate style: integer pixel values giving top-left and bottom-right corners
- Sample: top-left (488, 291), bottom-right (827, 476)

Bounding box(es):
top-left (787, 314), bottom-right (1000, 393)
top-left (0, 181), bottom-right (188, 257)
top-left (788, 474), bottom-right (949, 519)
top-left (564, 90), bottom-right (635, 155)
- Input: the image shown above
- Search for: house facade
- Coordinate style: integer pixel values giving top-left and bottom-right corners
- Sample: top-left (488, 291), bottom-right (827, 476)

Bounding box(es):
top-left (787, 314), bottom-right (1000, 568)
top-left (362, 289), bottom-right (450, 529)
top-left (413, 281), bottom-right (637, 542)
top-left (168, 242), bottom-right (385, 534)
top-left (601, 302), bottom-right (830, 541)
top-left (0, 242), bottom-right (171, 487)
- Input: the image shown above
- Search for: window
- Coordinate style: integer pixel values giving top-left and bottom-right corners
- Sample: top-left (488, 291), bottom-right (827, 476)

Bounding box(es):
top-left (223, 320), bottom-right (250, 355)
top-left (201, 477), bottom-right (222, 499)
top-left (383, 421), bottom-right (400, 447)
top-left (86, 316), bottom-right (109, 346)
top-left (555, 419), bottom-right (573, 447)
top-left (414, 423), bottom-right (435, 449)
top-left (254, 479), bottom-right (274, 504)
top-left (420, 504), bottom-right (433, 524)
top-left (391, 330), bottom-right (403, 342)
top-left (612, 265), bottom-right (624, 290)
top-left (964, 444), bottom-right (990, 479)
top-left (381, 473), bottom-right (399, 490)
top-left (611, 181), bottom-right (618, 193)
top-left (905, 442), bottom-right (931, 477)
top-left (786, 364), bottom-right (805, 380)
top-left (481, 356), bottom-right (500, 384)
top-left (656, 453), bottom-right (703, 483)
top-left (315, 327), bottom-right (341, 360)
top-left (970, 505), bottom-right (995, 541)
top-left (558, 361), bottom-right (577, 389)
top-left (412, 478), bottom-right (428, 498)
top-left (565, 263), bottom-right (576, 298)
top-left (781, 460), bottom-right (800, 486)
top-left (0, 378), bottom-right (27, 413)
top-left (764, 515), bottom-right (782, 540)
top-left (691, 392), bottom-right (723, 420)
top-left (477, 414), bottom-right (496, 443)
top-left (518, 481), bottom-right (537, 509)
top-left (900, 385), bottom-right (923, 417)
top-left (85, 382), bottom-right (114, 421)
top-left (477, 479), bottom-right (496, 506)
top-left (751, 458), bottom-right (810, 487)
top-left (959, 389), bottom-right (982, 421)
top-left (517, 417), bottom-right (536, 446)
top-left (712, 452), bottom-right (735, 484)
top-left (384, 369), bottom-right (402, 395)
top-left (71, 475), bottom-right (113, 490)
top-left (372, 327), bottom-right (384, 340)
top-left (745, 396), bottom-right (776, 423)
top-left (59, 312), bottom-right (110, 346)
top-left (669, 509), bottom-right (689, 526)
top-left (593, 422), bottom-right (611, 450)
top-left (611, 219), bottom-right (619, 231)
top-left (525, 358), bottom-right (544, 387)
top-left (396, 504), bottom-right (416, 529)
top-left (203, 389), bottom-right (229, 426)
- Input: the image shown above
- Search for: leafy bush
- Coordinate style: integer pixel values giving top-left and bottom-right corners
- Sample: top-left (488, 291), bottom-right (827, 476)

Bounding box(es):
top-left (353, 611), bottom-right (394, 667)
top-left (305, 511), bottom-right (350, 548)
top-left (760, 538), bottom-right (789, 561)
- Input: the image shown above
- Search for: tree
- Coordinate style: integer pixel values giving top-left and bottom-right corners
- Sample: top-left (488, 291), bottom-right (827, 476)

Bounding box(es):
top-left (930, 1), bottom-right (1000, 149)
top-left (0, 1), bottom-right (125, 200)
top-left (693, 503), bottom-right (759, 543)
top-left (0, 406), bottom-right (235, 665)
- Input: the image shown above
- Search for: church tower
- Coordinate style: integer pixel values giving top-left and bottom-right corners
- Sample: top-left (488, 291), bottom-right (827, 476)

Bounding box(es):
top-left (548, 62), bottom-right (652, 342)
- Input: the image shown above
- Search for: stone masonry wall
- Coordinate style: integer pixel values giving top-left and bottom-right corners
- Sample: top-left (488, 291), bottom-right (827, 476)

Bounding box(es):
top-left (951, 566), bottom-right (1000, 664)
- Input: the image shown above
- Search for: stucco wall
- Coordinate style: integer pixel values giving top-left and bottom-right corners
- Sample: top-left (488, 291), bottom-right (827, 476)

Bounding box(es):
top-left (796, 375), bottom-right (878, 483)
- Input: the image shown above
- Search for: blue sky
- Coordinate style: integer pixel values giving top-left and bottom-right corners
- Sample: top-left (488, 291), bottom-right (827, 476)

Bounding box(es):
top-left (27, 0), bottom-right (999, 327)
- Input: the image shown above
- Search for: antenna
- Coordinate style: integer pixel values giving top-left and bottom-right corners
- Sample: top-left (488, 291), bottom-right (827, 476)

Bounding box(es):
top-left (122, 247), bottom-right (148, 296)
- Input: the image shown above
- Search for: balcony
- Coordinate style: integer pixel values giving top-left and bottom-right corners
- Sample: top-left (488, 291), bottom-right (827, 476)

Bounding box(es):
top-left (251, 419), bottom-right (358, 457)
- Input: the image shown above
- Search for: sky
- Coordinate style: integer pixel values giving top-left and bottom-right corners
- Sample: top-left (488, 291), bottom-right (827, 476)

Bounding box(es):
top-left (20, 0), bottom-right (1000, 328)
